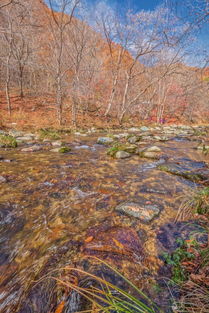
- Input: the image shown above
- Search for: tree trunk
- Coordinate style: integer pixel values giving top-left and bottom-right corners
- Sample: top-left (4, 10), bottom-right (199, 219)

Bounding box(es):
top-left (56, 76), bottom-right (63, 126)
top-left (5, 51), bottom-right (12, 116)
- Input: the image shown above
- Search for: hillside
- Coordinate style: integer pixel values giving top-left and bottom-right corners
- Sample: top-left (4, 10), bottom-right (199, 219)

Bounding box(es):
top-left (0, 0), bottom-right (208, 130)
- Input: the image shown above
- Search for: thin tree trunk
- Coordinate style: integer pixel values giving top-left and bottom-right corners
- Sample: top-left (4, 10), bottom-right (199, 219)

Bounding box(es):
top-left (5, 50), bottom-right (12, 116)
top-left (56, 76), bottom-right (62, 126)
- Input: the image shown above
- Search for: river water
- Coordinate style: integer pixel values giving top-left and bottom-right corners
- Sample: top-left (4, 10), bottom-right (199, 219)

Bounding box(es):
top-left (0, 127), bottom-right (208, 312)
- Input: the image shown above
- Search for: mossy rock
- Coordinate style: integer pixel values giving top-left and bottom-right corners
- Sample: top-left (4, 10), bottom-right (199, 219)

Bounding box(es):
top-left (59, 146), bottom-right (71, 153)
top-left (107, 143), bottom-right (137, 157)
top-left (0, 135), bottom-right (17, 148)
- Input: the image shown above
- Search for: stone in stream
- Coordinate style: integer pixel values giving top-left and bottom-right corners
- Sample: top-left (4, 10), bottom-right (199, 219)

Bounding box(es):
top-left (21, 145), bottom-right (42, 152)
top-left (50, 146), bottom-right (71, 153)
top-left (115, 151), bottom-right (131, 159)
top-left (158, 158), bottom-right (209, 183)
top-left (51, 140), bottom-right (63, 147)
top-left (140, 126), bottom-right (149, 132)
top-left (115, 202), bottom-right (160, 222)
top-left (157, 221), bottom-right (208, 254)
top-left (0, 175), bottom-right (7, 183)
top-left (97, 137), bottom-right (114, 145)
top-left (8, 130), bottom-right (24, 137)
top-left (16, 136), bottom-right (34, 142)
top-left (113, 133), bottom-right (129, 139)
top-left (127, 135), bottom-right (141, 144)
top-left (128, 127), bottom-right (141, 132)
top-left (146, 146), bottom-right (162, 152)
top-left (138, 150), bottom-right (163, 160)
top-left (153, 135), bottom-right (169, 141)
top-left (83, 226), bottom-right (144, 262)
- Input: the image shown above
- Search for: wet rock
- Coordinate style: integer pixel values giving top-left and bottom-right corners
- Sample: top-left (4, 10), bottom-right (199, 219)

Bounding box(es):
top-left (51, 141), bottom-right (63, 147)
top-left (74, 132), bottom-right (87, 136)
top-left (138, 159), bottom-right (165, 172)
top-left (16, 136), bottom-right (34, 142)
top-left (139, 151), bottom-right (162, 159)
top-left (127, 135), bottom-right (141, 144)
top-left (115, 202), bottom-right (160, 222)
top-left (84, 225), bottom-right (144, 262)
top-left (8, 130), bottom-right (24, 137)
top-left (157, 221), bottom-right (208, 254)
top-left (17, 280), bottom-right (57, 313)
top-left (115, 151), bottom-right (131, 159)
top-left (21, 145), bottom-right (42, 152)
top-left (50, 146), bottom-right (71, 153)
top-left (153, 135), bottom-right (169, 141)
top-left (158, 158), bottom-right (209, 182)
top-left (107, 144), bottom-right (137, 157)
top-left (128, 127), bottom-right (141, 132)
top-left (97, 137), bottom-right (114, 145)
top-left (113, 133), bottom-right (129, 139)
top-left (146, 146), bottom-right (162, 153)
top-left (74, 145), bottom-right (91, 150)
top-left (0, 175), bottom-right (7, 183)
top-left (140, 126), bottom-right (149, 132)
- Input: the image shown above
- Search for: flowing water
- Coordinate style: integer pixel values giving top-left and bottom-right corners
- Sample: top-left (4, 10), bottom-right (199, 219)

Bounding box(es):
top-left (0, 128), bottom-right (208, 312)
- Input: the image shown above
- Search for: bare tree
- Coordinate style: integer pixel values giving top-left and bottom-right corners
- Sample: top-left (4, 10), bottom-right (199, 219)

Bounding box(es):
top-left (47, 0), bottom-right (80, 125)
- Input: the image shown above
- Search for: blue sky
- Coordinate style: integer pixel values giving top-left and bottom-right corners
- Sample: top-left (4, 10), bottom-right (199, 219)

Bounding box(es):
top-left (87, 0), bottom-right (162, 11)
top-left (45, 0), bottom-right (209, 66)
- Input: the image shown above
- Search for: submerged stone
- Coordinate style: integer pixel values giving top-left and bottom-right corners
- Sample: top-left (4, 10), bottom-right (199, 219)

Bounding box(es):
top-left (158, 158), bottom-right (209, 182)
top-left (139, 151), bottom-right (162, 159)
top-left (0, 175), bottom-right (7, 183)
top-left (84, 225), bottom-right (144, 262)
top-left (21, 145), bottom-right (42, 152)
top-left (115, 202), bottom-right (160, 222)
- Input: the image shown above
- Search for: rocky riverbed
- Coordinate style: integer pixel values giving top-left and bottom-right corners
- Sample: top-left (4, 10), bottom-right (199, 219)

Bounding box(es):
top-left (0, 125), bottom-right (208, 313)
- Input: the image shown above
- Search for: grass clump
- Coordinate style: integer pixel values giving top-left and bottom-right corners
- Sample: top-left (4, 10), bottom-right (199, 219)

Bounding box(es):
top-left (177, 187), bottom-right (209, 220)
top-left (51, 257), bottom-right (160, 313)
top-left (39, 128), bottom-right (61, 140)
top-left (173, 188), bottom-right (209, 313)
top-left (0, 134), bottom-right (17, 147)
top-left (193, 187), bottom-right (209, 215)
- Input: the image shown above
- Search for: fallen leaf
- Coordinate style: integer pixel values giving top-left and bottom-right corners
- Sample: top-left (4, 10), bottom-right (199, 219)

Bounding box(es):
top-left (85, 236), bottom-right (94, 243)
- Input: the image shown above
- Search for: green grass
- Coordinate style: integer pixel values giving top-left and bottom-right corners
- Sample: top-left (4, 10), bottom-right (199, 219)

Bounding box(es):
top-left (162, 238), bottom-right (195, 284)
top-left (50, 257), bottom-right (161, 313)
top-left (0, 134), bottom-right (17, 147)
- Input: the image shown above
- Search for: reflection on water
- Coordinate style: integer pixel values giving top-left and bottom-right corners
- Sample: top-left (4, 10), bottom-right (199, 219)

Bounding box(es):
top-left (0, 132), bottom-right (208, 312)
